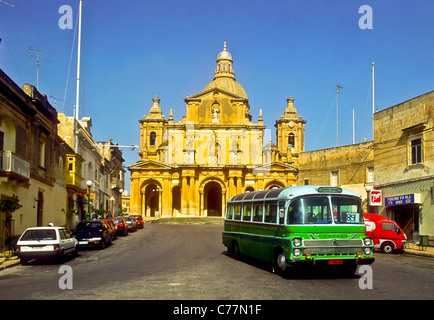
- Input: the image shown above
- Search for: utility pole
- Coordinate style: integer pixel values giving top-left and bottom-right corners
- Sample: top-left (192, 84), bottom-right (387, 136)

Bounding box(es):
top-left (29, 47), bottom-right (53, 90)
top-left (334, 84), bottom-right (343, 147)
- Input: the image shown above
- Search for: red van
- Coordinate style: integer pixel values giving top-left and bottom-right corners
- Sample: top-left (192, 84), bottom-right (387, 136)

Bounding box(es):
top-left (363, 213), bottom-right (407, 254)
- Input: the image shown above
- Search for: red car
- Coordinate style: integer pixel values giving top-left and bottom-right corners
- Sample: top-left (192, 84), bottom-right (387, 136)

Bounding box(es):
top-left (129, 215), bottom-right (144, 229)
top-left (107, 217), bottom-right (128, 236)
top-left (103, 219), bottom-right (117, 239)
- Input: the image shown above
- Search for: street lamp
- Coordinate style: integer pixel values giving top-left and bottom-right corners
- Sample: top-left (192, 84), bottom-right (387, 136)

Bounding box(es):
top-left (86, 180), bottom-right (93, 221)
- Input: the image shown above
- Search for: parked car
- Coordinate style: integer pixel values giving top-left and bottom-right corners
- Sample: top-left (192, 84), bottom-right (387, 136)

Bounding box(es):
top-left (73, 220), bottom-right (113, 249)
top-left (107, 217), bottom-right (128, 236)
top-left (122, 216), bottom-right (137, 232)
top-left (16, 227), bottom-right (78, 264)
top-left (129, 215), bottom-right (144, 229)
top-left (364, 213), bottom-right (407, 253)
top-left (104, 219), bottom-right (117, 239)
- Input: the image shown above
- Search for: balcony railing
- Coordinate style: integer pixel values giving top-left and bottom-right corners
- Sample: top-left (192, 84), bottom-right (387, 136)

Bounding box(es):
top-left (0, 151), bottom-right (30, 180)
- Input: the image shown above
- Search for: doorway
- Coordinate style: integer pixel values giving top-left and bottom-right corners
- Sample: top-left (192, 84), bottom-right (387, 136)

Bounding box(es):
top-left (204, 181), bottom-right (222, 217)
top-left (392, 206), bottom-right (419, 241)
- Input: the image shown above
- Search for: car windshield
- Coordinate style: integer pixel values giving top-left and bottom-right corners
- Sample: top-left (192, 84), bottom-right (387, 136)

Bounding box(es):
top-left (112, 218), bottom-right (123, 224)
top-left (131, 216), bottom-right (141, 220)
top-left (76, 222), bottom-right (101, 232)
top-left (21, 229), bottom-right (57, 241)
top-left (286, 195), bottom-right (363, 225)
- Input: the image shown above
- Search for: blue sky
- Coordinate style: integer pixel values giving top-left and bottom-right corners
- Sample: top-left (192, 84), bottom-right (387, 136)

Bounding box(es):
top-left (1, 0), bottom-right (433, 191)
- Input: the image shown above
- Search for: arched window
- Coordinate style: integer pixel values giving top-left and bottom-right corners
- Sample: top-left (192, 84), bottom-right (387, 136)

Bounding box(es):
top-left (288, 133), bottom-right (295, 148)
top-left (150, 132), bottom-right (156, 146)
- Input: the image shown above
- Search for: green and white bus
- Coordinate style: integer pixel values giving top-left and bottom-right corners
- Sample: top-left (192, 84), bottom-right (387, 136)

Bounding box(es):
top-left (222, 186), bottom-right (375, 275)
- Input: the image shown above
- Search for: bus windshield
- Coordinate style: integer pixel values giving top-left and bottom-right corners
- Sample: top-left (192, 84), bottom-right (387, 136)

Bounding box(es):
top-left (286, 196), bottom-right (363, 225)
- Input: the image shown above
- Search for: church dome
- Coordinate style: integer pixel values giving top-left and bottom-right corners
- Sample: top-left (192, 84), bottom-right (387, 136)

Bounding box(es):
top-left (204, 42), bottom-right (248, 99)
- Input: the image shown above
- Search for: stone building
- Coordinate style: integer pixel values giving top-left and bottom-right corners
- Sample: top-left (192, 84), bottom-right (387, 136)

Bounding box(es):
top-left (0, 69), bottom-right (70, 239)
top-left (298, 141), bottom-right (375, 207)
top-left (129, 43), bottom-right (306, 217)
top-left (57, 115), bottom-right (126, 220)
top-left (372, 90), bottom-right (433, 242)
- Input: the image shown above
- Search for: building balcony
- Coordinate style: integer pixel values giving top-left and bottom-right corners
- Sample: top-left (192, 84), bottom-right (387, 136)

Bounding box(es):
top-left (0, 151), bottom-right (30, 182)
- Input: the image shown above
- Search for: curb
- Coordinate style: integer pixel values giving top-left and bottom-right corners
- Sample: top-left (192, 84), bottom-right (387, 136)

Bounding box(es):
top-left (0, 257), bottom-right (20, 271)
top-left (403, 250), bottom-right (434, 258)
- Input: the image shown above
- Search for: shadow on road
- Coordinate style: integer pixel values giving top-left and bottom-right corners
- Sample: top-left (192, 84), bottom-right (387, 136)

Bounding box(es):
top-left (221, 250), bottom-right (363, 280)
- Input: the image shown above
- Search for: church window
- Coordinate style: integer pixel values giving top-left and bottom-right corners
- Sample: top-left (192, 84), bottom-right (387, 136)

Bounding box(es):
top-left (150, 132), bottom-right (156, 146)
top-left (288, 133), bottom-right (295, 148)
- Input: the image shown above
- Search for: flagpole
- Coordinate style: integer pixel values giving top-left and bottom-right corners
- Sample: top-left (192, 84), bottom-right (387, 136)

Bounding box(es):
top-left (75, 0), bottom-right (83, 120)
top-left (372, 62), bottom-right (375, 140)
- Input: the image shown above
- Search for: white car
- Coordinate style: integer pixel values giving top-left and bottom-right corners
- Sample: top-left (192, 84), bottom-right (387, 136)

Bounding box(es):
top-left (16, 227), bottom-right (78, 264)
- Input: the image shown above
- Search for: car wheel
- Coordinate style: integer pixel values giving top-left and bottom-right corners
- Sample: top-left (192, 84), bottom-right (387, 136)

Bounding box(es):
top-left (381, 242), bottom-right (394, 254)
top-left (99, 239), bottom-right (106, 250)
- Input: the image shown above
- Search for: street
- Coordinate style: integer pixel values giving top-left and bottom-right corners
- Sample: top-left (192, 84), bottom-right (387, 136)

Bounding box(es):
top-left (0, 223), bottom-right (433, 302)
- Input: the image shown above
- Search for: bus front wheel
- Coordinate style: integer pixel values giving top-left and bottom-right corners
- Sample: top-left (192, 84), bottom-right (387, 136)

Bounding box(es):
top-left (273, 249), bottom-right (286, 274)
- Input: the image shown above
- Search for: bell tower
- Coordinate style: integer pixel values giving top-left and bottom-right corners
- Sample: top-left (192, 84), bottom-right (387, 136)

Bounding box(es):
top-left (275, 96), bottom-right (306, 160)
top-left (139, 96), bottom-right (167, 161)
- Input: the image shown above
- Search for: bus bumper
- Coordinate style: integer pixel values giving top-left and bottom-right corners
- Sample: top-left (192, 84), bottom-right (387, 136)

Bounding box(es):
top-left (289, 257), bottom-right (375, 267)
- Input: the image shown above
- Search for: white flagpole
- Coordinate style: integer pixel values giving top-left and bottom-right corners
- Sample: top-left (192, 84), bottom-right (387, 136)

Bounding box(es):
top-left (372, 62), bottom-right (375, 140)
top-left (75, 0), bottom-right (83, 120)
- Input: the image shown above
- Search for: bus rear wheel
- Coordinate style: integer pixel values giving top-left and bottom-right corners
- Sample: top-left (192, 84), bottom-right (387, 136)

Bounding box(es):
top-left (232, 241), bottom-right (240, 259)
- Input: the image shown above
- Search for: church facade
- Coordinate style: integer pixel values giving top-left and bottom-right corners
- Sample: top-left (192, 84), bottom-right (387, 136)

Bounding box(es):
top-left (129, 43), bottom-right (306, 217)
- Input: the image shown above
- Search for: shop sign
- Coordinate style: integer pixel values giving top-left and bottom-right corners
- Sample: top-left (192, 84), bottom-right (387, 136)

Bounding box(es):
top-left (370, 190), bottom-right (382, 206)
top-left (385, 193), bottom-right (421, 206)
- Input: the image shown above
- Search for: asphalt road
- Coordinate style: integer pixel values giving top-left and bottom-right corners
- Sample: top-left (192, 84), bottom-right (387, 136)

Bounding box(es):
top-left (0, 223), bottom-right (433, 302)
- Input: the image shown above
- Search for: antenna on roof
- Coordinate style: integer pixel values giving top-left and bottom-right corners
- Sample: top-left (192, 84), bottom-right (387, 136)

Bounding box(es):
top-left (334, 84), bottom-right (343, 147)
top-left (49, 95), bottom-right (65, 111)
top-left (0, 0), bottom-right (15, 7)
top-left (29, 47), bottom-right (54, 90)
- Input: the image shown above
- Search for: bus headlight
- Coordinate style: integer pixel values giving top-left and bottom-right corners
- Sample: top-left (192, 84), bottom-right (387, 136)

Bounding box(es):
top-left (293, 248), bottom-right (302, 258)
top-left (364, 237), bottom-right (372, 246)
top-left (293, 238), bottom-right (302, 247)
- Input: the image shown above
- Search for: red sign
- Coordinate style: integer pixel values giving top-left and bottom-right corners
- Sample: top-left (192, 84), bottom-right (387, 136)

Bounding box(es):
top-left (370, 190), bottom-right (382, 206)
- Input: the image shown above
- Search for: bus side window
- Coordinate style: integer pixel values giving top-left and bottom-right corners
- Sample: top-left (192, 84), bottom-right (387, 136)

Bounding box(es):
top-left (287, 200), bottom-right (303, 224)
top-left (226, 204), bottom-right (233, 220)
top-left (243, 204), bottom-right (252, 221)
top-left (253, 204), bottom-right (263, 222)
top-left (264, 203), bottom-right (277, 223)
top-left (234, 205), bottom-right (242, 220)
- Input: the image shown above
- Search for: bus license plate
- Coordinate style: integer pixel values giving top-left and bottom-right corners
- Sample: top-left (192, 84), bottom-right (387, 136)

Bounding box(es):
top-left (328, 260), bottom-right (343, 265)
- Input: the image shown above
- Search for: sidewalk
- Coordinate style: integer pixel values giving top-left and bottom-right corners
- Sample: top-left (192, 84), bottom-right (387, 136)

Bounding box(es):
top-left (403, 243), bottom-right (434, 258)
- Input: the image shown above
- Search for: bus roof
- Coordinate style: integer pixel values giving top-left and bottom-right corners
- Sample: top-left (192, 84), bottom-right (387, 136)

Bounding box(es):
top-left (227, 185), bottom-right (361, 203)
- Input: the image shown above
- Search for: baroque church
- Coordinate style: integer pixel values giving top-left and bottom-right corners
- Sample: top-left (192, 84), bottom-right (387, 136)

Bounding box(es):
top-left (129, 43), bottom-right (306, 217)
